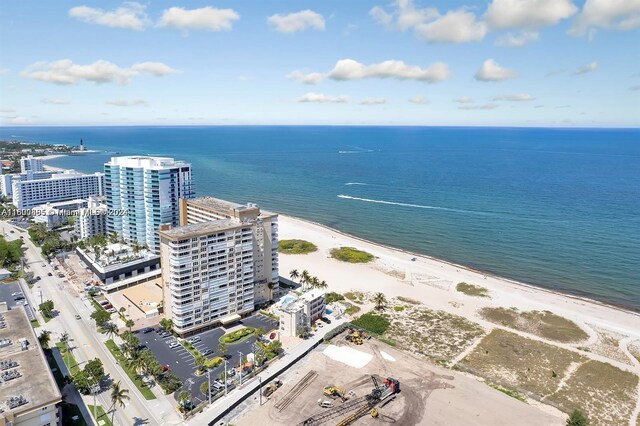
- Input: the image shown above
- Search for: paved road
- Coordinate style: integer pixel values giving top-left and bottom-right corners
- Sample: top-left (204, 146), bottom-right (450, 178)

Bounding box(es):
top-left (2, 224), bottom-right (181, 425)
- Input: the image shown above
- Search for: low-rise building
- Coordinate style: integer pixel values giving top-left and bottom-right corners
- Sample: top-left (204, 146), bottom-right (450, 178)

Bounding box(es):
top-left (273, 290), bottom-right (326, 337)
top-left (12, 170), bottom-right (104, 209)
top-left (76, 242), bottom-right (160, 292)
top-left (0, 308), bottom-right (62, 426)
top-left (31, 198), bottom-right (89, 230)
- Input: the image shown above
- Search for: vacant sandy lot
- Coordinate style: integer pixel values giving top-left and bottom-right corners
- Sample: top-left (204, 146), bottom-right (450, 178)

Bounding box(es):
top-left (232, 335), bottom-right (564, 426)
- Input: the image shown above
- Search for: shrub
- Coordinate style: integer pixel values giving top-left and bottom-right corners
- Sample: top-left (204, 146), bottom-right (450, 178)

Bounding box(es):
top-left (204, 357), bottom-right (224, 369)
top-left (278, 239), bottom-right (317, 254)
top-left (351, 312), bottom-right (390, 335)
top-left (220, 327), bottom-right (255, 344)
top-left (325, 292), bottom-right (345, 304)
top-left (456, 282), bottom-right (490, 298)
top-left (567, 409), bottom-right (589, 426)
top-left (330, 247), bottom-right (374, 263)
top-left (393, 306), bottom-right (405, 312)
top-left (344, 303), bottom-right (361, 316)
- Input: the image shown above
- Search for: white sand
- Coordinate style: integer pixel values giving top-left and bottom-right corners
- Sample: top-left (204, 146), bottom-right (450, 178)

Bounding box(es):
top-left (323, 345), bottom-right (373, 368)
top-left (278, 215), bottom-right (640, 340)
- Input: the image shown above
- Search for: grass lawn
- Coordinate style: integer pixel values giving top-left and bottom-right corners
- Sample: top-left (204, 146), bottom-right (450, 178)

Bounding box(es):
top-left (56, 342), bottom-right (81, 375)
top-left (42, 315), bottom-right (51, 323)
top-left (220, 327), bottom-right (255, 344)
top-left (104, 339), bottom-right (156, 400)
top-left (330, 247), bottom-right (374, 263)
top-left (456, 282), bottom-right (490, 298)
top-left (30, 318), bottom-right (40, 328)
top-left (351, 312), bottom-right (390, 335)
top-left (278, 239), bottom-right (317, 254)
top-left (87, 405), bottom-right (112, 426)
top-left (478, 307), bottom-right (588, 343)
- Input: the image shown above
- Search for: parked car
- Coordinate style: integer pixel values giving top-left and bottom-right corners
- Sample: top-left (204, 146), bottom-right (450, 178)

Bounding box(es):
top-left (13, 296), bottom-right (25, 301)
top-left (162, 364), bottom-right (169, 372)
top-left (75, 314), bottom-right (81, 320)
top-left (142, 327), bottom-right (153, 333)
top-left (227, 369), bottom-right (236, 377)
top-left (35, 276), bottom-right (41, 281)
top-left (47, 272), bottom-right (53, 276)
top-left (168, 340), bottom-right (180, 349)
top-left (211, 382), bottom-right (225, 393)
top-left (187, 336), bottom-right (201, 344)
top-left (202, 349), bottom-right (214, 356)
top-left (269, 332), bottom-right (276, 339)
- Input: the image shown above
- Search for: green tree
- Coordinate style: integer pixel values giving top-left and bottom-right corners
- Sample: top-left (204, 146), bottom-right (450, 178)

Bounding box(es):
top-left (289, 269), bottom-right (299, 282)
top-left (373, 292), bottom-right (387, 311)
top-left (72, 370), bottom-right (91, 394)
top-left (84, 358), bottom-right (104, 383)
top-left (90, 307), bottom-right (110, 326)
top-left (319, 280), bottom-right (328, 290)
top-left (109, 381), bottom-right (130, 425)
top-left (103, 322), bottom-right (118, 340)
top-left (217, 342), bottom-right (228, 359)
top-left (125, 319), bottom-right (135, 332)
top-left (567, 409), bottom-right (589, 426)
top-left (159, 317), bottom-right (173, 332)
top-left (39, 300), bottom-right (55, 318)
top-left (38, 330), bottom-right (51, 349)
top-left (300, 270), bottom-right (311, 290)
top-left (200, 381), bottom-right (209, 395)
top-left (194, 354), bottom-right (206, 375)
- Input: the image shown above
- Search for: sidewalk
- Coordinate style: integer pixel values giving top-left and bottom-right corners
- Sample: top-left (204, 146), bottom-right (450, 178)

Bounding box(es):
top-left (51, 348), bottom-right (97, 426)
top-left (188, 318), bottom-right (347, 426)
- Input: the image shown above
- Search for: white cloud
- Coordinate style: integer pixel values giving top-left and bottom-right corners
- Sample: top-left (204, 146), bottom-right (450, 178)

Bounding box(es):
top-left (475, 59), bottom-right (518, 81)
top-left (495, 30), bottom-right (540, 46)
top-left (286, 70), bottom-right (324, 85)
top-left (485, 0), bottom-right (577, 29)
top-left (328, 59), bottom-right (450, 83)
top-left (0, 68), bottom-right (9, 75)
top-left (68, 2), bottom-right (148, 30)
top-left (267, 10), bottom-right (325, 33)
top-left (42, 98), bottom-right (71, 105)
top-left (493, 93), bottom-right (535, 101)
top-left (106, 99), bottom-right (148, 106)
top-left (0, 108), bottom-right (14, 113)
top-left (454, 96), bottom-right (474, 103)
top-left (570, 0), bottom-right (640, 36)
top-left (21, 59), bottom-right (178, 85)
top-left (158, 6), bottom-right (239, 31)
top-left (415, 9), bottom-right (487, 43)
top-left (371, 1), bottom-right (486, 43)
top-left (459, 103), bottom-right (499, 110)
top-left (360, 98), bottom-right (387, 105)
top-left (130, 62), bottom-right (180, 76)
top-left (573, 61), bottom-right (598, 75)
top-left (298, 92), bottom-right (349, 103)
top-left (4, 116), bottom-right (34, 124)
top-left (408, 95), bottom-right (429, 104)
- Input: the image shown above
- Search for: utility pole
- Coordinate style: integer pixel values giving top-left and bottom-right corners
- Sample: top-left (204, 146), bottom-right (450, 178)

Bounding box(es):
top-left (259, 376), bottom-right (262, 406)
top-left (224, 359), bottom-right (228, 395)
top-left (238, 351), bottom-right (243, 386)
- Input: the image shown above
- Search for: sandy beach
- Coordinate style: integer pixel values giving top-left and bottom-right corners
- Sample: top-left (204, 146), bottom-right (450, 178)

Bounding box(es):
top-left (277, 214), bottom-right (640, 341)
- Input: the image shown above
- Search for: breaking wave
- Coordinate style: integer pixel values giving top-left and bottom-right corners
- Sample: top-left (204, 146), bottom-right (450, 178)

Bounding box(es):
top-left (337, 194), bottom-right (495, 216)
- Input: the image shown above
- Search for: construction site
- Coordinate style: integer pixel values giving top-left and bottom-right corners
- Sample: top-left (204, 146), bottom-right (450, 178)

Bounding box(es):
top-left (231, 329), bottom-right (563, 426)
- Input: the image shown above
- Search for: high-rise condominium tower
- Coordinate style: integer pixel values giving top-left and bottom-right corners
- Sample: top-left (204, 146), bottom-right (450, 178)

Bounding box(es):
top-left (104, 156), bottom-right (193, 253)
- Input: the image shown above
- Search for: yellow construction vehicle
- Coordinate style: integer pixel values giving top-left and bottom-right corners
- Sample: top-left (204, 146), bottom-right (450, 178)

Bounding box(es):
top-left (370, 408), bottom-right (379, 418)
top-left (262, 379), bottom-right (283, 397)
top-left (345, 333), bottom-right (363, 345)
top-left (323, 385), bottom-right (347, 401)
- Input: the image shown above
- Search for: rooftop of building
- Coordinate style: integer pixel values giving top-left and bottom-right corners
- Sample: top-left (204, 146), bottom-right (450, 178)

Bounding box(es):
top-left (159, 219), bottom-right (250, 240)
top-left (16, 170), bottom-right (102, 182)
top-left (105, 156), bottom-right (190, 169)
top-left (77, 242), bottom-right (159, 271)
top-left (0, 308), bottom-right (61, 417)
top-left (186, 196), bottom-right (277, 220)
top-left (275, 289), bottom-right (326, 313)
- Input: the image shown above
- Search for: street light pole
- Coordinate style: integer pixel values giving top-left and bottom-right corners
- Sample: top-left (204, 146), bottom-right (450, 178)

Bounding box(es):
top-left (207, 368), bottom-right (211, 405)
top-left (259, 376), bottom-right (262, 406)
top-left (224, 359), bottom-right (228, 395)
top-left (238, 351), bottom-right (243, 386)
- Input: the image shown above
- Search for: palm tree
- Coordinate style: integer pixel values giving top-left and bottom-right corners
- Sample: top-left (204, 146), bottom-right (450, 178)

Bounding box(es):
top-left (200, 381), bottom-right (209, 395)
top-left (125, 319), bottom-right (134, 332)
top-left (310, 276), bottom-right (320, 289)
top-left (319, 280), bottom-right (328, 290)
top-left (103, 322), bottom-right (118, 340)
top-left (194, 354), bottom-right (206, 375)
top-left (109, 381), bottom-right (130, 424)
top-left (217, 343), bottom-right (227, 359)
top-left (373, 292), bottom-right (387, 311)
top-left (300, 270), bottom-right (311, 290)
top-left (289, 269), bottom-right (299, 282)
top-left (38, 330), bottom-right (51, 349)
top-left (60, 332), bottom-right (71, 369)
top-left (130, 353), bottom-right (145, 378)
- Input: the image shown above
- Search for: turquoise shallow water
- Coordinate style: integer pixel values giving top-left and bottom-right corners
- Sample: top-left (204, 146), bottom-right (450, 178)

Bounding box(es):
top-left (2, 126), bottom-right (639, 311)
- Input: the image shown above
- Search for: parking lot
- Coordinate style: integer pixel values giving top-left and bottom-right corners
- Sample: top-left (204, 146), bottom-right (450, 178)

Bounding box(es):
top-left (136, 313), bottom-right (279, 402)
top-left (0, 281), bottom-right (36, 321)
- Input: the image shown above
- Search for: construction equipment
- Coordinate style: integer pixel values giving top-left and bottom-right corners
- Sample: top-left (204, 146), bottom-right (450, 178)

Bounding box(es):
top-left (262, 379), bottom-right (283, 397)
top-left (323, 385), bottom-right (347, 401)
top-left (370, 408), bottom-right (379, 418)
top-left (299, 376), bottom-right (400, 426)
top-left (345, 332), bottom-right (363, 345)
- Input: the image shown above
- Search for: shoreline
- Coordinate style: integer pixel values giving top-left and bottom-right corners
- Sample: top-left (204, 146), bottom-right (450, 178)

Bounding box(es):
top-left (279, 213), bottom-right (640, 317)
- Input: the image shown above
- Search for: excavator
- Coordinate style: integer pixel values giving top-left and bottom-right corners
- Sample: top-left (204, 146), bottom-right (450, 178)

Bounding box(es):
top-left (323, 385), bottom-right (347, 401)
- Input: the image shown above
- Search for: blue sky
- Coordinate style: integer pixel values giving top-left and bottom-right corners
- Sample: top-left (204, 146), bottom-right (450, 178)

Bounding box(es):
top-left (0, 0), bottom-right (638, 127)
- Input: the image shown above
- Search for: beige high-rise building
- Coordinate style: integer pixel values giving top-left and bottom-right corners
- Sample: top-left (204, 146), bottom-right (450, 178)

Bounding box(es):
top-left (159, 197), bottom-right (278, 336)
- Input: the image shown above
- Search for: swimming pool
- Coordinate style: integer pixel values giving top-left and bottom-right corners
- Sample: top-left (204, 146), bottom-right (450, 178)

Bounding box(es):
top-left (325, 308), bottom-right (333, 315)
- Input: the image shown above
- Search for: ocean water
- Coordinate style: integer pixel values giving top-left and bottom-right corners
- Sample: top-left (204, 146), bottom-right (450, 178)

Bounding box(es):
top-left (2, 126), bottom-right (639, 311)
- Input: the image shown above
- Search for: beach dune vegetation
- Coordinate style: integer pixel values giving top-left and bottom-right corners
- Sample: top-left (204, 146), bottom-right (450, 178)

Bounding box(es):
top-left (278, 239), bottom-right (317, 254)
top-left (456, 282), bottom-right (490, 298)
top-left (330, 247), bottom-right (374, 263)
top-left (351, 312), bottom-right (390, 335)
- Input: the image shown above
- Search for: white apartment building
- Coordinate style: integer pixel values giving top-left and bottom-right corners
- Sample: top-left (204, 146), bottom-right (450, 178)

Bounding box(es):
top-left (104, 156), bottom-right (193, 254)
top-left (32, 198), bottom-right (89, 230)
top-left (12, 170), bottom-right (104, 209)
top-left (74, 196), bottom-right (107, 239)
top-left (19, 155), bottom-right (44, 173)
top-left (159, 221), bottom-right (257, 336)
top-left (179, 197), bottom-right (279, 305)
top-left (1, 171), bottom-right (56, 197)
top-left (274, 290), bottom-right (326, 337)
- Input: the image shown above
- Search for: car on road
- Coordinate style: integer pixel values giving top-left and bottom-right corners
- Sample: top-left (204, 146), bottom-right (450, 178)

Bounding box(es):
top-left (75, 314), bottom-right (81, 320)
top-left (13, 296), bottom-right (25, 301)
top-left (47, 272), bottom-right (53, 276)
top-left (35, 276), bottom-right (41, 281)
